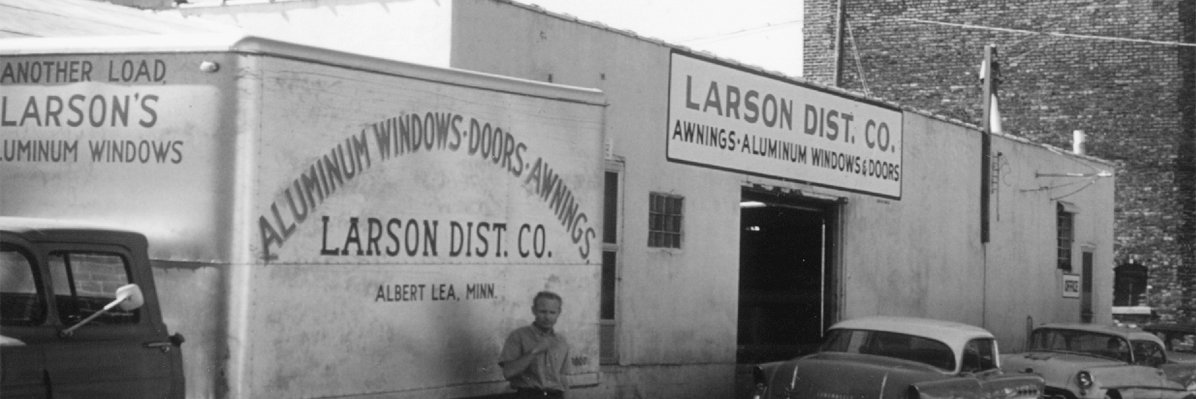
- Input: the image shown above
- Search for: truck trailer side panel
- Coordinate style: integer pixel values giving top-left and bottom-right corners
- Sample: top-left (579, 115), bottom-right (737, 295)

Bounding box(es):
top-left (1, 35), bottom-right (606, 398)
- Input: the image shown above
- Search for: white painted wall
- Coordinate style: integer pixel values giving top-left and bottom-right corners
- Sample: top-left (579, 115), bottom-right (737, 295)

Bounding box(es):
top-left (450, 1), bottom-right (1115, 398)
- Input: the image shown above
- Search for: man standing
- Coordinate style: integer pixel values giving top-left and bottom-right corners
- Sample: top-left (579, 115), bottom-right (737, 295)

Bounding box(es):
top-left (499, 291), bottom-right (570, 398)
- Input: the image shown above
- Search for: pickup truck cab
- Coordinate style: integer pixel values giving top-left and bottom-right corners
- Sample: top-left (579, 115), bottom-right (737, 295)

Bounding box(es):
top-left (0, 217), bottom-right (184, 398)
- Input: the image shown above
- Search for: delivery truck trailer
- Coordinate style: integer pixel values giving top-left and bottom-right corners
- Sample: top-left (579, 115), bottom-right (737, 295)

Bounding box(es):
top-left (0, 33), bottom-right (606, 398)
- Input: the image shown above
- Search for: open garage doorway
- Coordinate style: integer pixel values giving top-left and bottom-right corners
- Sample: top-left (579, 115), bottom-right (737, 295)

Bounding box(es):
top-left (736, 187), bottom-right (839, 364)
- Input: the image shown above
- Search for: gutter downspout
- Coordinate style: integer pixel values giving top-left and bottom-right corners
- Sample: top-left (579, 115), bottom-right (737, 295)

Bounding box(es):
top-left (833, 0), bottom-right (846, 87)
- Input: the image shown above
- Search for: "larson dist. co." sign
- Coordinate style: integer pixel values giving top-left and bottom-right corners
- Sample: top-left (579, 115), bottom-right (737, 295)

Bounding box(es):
top-left (667, 51), bottom-right (904, 199)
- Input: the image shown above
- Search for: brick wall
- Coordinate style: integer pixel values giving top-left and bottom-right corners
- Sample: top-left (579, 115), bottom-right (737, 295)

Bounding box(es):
top-left (805, 0), bottom-right (1196, 323)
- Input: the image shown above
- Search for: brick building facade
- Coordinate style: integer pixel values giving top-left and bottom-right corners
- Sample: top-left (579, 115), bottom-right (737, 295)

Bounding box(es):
top-left (804, 0), bottom-right (1194, 323)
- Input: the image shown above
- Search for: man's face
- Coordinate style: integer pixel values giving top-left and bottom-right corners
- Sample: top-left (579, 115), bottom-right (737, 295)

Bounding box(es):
top-left (532, 297), bottom-right (562, 330)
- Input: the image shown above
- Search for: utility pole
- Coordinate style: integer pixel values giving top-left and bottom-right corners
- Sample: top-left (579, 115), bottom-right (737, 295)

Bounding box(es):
top-left (980, 44), bottom-right (998, 331)
top-left (981, 44), bottom-right (998, 244)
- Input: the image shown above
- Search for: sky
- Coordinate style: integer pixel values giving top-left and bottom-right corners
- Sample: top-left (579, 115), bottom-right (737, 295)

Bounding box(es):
top-left (524, 0), bottom-right (804, 78)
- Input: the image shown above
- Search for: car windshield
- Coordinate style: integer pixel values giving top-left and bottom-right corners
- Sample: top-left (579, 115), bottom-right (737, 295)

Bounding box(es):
top-left (1029, 328), bottom-right (1130, 362)
top-left (820, 328), bottom-right (956, 372)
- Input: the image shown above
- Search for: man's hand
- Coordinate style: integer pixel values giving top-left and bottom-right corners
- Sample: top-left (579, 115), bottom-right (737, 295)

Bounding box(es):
top-left (530, 338), bottom-right (555, 354)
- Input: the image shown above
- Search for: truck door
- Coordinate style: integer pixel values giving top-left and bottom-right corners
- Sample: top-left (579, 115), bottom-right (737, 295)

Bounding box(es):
top-left (1, 240), bottom-right (51, 398)
top-left (40, 246), bottom-right (178, 399)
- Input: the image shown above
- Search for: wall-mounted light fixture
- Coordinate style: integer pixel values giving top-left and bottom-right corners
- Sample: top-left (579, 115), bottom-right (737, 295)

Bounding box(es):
top-left (739, 201), bottom-right (767, 208)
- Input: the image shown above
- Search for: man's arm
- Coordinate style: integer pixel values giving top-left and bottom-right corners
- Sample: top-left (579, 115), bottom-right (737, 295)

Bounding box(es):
top-left (500, 337), bottom-right (553, 380)
top-left (558, 345), bottom-right (571, 389)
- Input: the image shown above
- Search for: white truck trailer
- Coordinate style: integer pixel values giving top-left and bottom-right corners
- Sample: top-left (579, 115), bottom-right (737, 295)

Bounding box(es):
top-left (0, 33), bottom-right (606, 398)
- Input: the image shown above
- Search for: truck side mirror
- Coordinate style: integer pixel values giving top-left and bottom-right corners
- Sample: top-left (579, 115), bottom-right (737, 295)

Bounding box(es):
top-left (60, 284), bottom-right (143, 337)
top-left (114, 284), bottom-right (144, 311)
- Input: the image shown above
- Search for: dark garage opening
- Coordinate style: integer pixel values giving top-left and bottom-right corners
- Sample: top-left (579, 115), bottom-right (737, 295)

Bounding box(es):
top-left (736, 188), bottom-right (837, 365)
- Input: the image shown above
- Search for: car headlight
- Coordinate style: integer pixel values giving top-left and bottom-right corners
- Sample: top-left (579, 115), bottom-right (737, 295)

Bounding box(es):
top-left (1077, 371), bottom-right (1093, 389)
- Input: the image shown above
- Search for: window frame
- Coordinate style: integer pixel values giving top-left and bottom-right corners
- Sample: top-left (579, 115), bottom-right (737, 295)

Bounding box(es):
top-left (961, 338), bottom-right (998, 373)
top-left (648, 192), bottom-right (684, 249)
top-left (1, 243), bottom-right (48, 326)
top-left (600, 163), bottom-right (624, 365)
top-left (48, 250), bottom-right (141, 326)
top-left (1056, 202), bottom-right (1075, 271)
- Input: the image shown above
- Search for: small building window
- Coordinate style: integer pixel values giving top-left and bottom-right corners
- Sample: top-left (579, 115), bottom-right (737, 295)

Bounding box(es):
top-left (1113, 263), bottom-right (1148, 306)
top-left (1056, 202), bottom-right (1074, 271)
top-left (649, 193), bottom-right (683, 248)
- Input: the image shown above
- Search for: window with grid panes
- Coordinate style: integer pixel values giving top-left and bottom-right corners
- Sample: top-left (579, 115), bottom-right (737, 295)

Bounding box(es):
top-left (648, 193), bottom-right (683, 248)
top-left (1057, 203), bottom-right (1074, 271)
top-left (600, 170), bottom-right (620, 364)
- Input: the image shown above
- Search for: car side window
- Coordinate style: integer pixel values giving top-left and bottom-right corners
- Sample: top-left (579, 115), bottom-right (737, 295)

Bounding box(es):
top-left (0, 245), bottom-right (45, 326)
top-left (1131, 340), bottom-right (1165, 368)
top-left (961, 339), bottom-right (997, 373)
top-left (48, 251), bottom-right (139, 326)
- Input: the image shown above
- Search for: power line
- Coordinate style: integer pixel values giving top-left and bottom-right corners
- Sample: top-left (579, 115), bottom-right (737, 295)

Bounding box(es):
top-left (846, 19), bottom-right (870, 95)
top-left (890, 17), bottom-right (1196, 48)
top-left (679, 19), bottom-right (801, 44)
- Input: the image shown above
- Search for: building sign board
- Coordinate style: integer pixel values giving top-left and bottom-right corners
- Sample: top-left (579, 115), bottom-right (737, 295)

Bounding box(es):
top-left (667, 51), bottom-right (904, 199)
top-left (1062, 273), bottom-right (1081, 298)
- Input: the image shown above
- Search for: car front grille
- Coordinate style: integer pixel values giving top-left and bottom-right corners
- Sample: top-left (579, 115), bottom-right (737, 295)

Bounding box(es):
top-left (812, 391), bottom-right (867, 399)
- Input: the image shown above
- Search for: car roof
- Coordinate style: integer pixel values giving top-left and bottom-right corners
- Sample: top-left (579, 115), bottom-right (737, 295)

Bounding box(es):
top-left (831, 316), bottom-right (994, 348)
top-left (0, 216), bottom-right (145, 244)
top-left (1036, 323), bottom-right (1164, 344)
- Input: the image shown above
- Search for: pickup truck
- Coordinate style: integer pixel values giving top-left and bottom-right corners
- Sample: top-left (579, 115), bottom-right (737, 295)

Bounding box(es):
top-left (0, 217), bottom-right (184, 398)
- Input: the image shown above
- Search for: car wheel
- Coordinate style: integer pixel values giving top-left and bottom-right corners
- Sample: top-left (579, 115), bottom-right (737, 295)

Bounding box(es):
top-left (1103, 390), bottom-right (1120, 399)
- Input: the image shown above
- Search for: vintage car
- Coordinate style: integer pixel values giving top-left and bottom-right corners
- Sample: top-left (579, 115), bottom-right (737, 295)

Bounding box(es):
top-left (1001, 323), bottom-right (1196, 399)
top-left (1143, 324), bottom-right (1196, 364)
top-left (749, 316), bottom-right (1045, 399)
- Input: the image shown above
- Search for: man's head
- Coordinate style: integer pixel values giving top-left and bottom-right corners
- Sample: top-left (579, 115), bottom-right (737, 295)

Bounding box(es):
top-left (531, 291), bottom-right (563, 331)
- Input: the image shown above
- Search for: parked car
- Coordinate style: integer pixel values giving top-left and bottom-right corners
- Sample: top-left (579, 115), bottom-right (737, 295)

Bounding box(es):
top-left (1002, 323), bottom-right (1196, 399)
top-left (1143, 323), bottom-right (1196, 364)
top-left (749, 316), bottom-right (1044, 399)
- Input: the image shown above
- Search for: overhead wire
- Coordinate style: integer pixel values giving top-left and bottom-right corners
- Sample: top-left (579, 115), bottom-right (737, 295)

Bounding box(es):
top-left (845, 18), bottom-right (870, 95)
top-left (891, 16), bottom-right (1196, 48)
top-left (678, 19), bottom-right (801, 45)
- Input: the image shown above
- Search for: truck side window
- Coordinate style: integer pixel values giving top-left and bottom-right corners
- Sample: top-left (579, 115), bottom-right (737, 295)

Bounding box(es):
top-left (48, 252), bottom-right (139, 325)
top-left (0, 245), bottom-right (45, 326)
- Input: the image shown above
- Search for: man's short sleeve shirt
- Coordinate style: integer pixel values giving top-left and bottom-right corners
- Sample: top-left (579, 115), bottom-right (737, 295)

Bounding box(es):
top-left (499, 325), bottom-right (570, 391)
